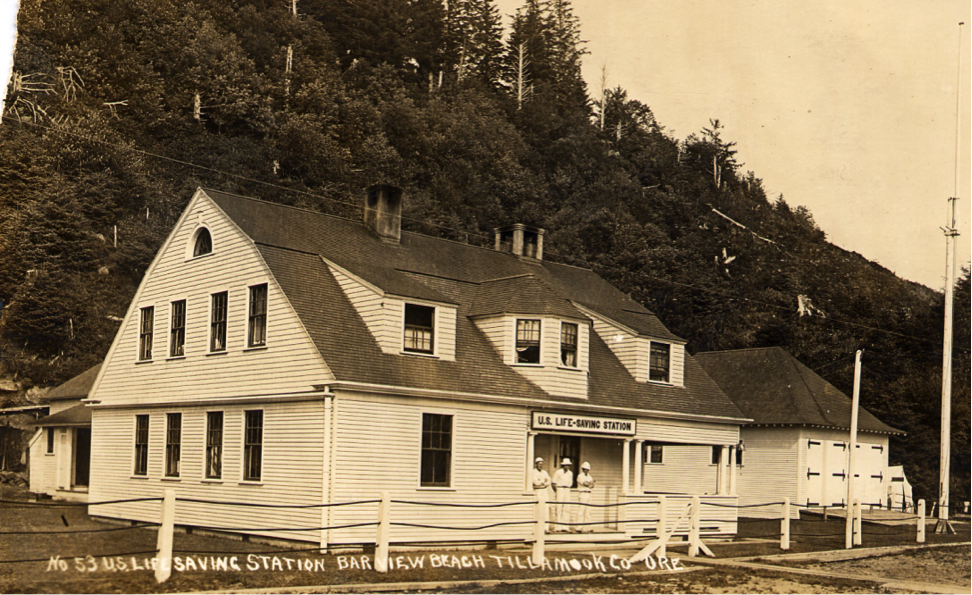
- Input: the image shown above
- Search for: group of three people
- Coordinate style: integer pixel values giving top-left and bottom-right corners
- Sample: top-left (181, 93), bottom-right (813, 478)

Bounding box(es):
top-left (531, 457), bottom-right (596, 532)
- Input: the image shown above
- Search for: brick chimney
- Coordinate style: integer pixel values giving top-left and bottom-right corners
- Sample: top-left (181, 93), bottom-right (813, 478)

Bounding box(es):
top-left (363, 184), bottom-right (403, 243)
top-left (494, 224), bottom-right (544, 260)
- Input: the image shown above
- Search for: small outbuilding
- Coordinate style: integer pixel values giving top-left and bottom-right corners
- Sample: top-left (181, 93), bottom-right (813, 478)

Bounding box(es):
top-left (28, 364), bottom-right (100, 502)
top-left (695, 347), bottom-right (904, 516)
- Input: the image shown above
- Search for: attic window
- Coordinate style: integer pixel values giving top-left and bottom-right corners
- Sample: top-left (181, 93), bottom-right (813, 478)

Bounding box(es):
top-left (193, 228), bottom-right (212, 257)
top-left (404, 304), bottom-right (435, 354)
top-left (649, 342), bottom-right (670, 383)
top-left (516, 319), bottom-right (541, 364)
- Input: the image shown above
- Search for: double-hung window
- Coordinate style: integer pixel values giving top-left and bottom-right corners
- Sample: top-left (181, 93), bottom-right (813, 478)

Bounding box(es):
top-left (649, 342), bottom-right (670, 383)
top-left (248, 284), bottom-right (267, 348)
top-left (165, 413), bottom-right (181, 477)
top-left (133, 415), bottom-right (149, 476)
top-left (560, 322), bottom-right (578, 367)
top-left (420, 413), bottom-right (452, 487)
top-left (515, 319), bottom-right (541, 364)
top-left (646, 443), bottom-right (664, 464)
top-left (210, 292), bottom-right (228, 352)
top-left (243, 410), bottom-right (263, 482)
top-left (170, 300), bottom-right (186, 357)
top-left (139, 306), bottom-right (154, 361)
top-left (47, 428), bottom-right (55, 454)
top-left (403, 304), bottom-right (435, 353)
top-left (206, 412), bottom-right (223, 479)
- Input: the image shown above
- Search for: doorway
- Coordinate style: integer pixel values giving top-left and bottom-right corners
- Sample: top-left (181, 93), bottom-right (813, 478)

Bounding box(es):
top-left (73, 428), bottom-right (91, 487)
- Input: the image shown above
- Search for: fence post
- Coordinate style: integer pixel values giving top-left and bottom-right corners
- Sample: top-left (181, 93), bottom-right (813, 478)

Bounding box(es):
top-left (533, 489), bottom-right (546, 567)
top-left (688, 496), bottom-right (700, 557)
top-left (375, 491), bottom-right (390, 573)
top-left (917, 499), bottom-right (926, 543)
top-left (853, 499), bottom-right (862, 546)
top-left (656, 495), bottom-right (667, 559)
top-left (780, 498), bottom-right (790, 550)
top-left (154, 489), bottom-right (175, 584)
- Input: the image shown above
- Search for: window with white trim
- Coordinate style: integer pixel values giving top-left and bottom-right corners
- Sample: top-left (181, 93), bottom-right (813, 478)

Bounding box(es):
top-left (193, 228), bottom-right (212, 257)
top-left (420, 413), bottom-right (452, 487)
top-left (134, 415), bottom-right (149, 475)
top-left (165, 413), bottom-right (181, 477)
top-left (560, 322), bottom-right (578, 367)
top-left (139, 306), bottom-right (154, 361)
top-left (403, 304), bottom-right (434, 354)
top-left (210, 292), bottom-right (228, 352)
top-left (248, 284), bottom-right (267, 348)
top-left (206, 411), bottom-right (223, 479)
top-left (243, 410), bottom-right (263, 481)
top-left (645, 443), bottom-right (663, 464)
top-left (170, 300), bottom-right (186, 357)
top-left (649, 342), bottom-right (670, 383)
top-left (515, 319), bottom-right (541, 364)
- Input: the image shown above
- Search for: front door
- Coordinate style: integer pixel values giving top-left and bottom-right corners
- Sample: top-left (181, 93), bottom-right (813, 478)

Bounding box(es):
top-left (74, 428), bottom-right (91, 487)
top-left (558, 436), bottom-right (581, 487)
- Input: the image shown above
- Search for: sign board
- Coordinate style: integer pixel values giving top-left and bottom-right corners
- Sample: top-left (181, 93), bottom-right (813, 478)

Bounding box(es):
top-left (531, 412), bottom-right (636, 436)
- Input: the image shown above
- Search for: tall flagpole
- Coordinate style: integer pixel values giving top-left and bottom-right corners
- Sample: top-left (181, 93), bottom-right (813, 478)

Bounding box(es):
top-left (935, 21), bottom-right (963, 535)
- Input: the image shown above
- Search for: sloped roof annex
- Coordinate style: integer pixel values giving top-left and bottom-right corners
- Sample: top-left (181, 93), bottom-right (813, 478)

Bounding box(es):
top-left (207, 189), bottom-right (746, 420)
top-left (694, 347), bottom-right (902, 434)
top-left (46, 364), bottom-right (101, 402)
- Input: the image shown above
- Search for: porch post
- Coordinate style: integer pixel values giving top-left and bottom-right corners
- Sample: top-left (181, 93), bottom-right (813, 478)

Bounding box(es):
top-left (622, 439), bottom-right (632, 495)
top-left (633, 440), bottom-right (644, 495)
top-left (729, 446), bottom-right (738, 496)
top-left (525, 432), bottom-right (537, 493)
top-left (717, 446), bottom-right (728, 495)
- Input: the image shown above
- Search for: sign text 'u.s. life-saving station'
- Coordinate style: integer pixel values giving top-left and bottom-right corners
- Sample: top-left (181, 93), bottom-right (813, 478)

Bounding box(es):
top-left (531, 412), bottom-right (636, 436)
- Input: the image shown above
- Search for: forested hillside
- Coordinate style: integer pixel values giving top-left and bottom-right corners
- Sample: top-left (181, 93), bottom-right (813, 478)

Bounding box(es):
top-left (0, 0), bottom-right (967, 504)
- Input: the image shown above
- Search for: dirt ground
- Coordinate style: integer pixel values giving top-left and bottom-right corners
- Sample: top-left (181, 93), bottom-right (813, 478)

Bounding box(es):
top-left (792, 545), bottom-right (971, 588)
top-left (1, 486), bottom-right (969, 594)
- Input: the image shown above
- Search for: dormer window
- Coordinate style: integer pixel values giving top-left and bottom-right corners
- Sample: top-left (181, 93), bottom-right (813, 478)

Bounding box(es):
top-left (649, 342), bottom-right (670, 383)
top-left (560, 322), bottom-right (578, 367)
top-left (404, 304), bottom-right (435, 354)
top-left (193, 227), bottom-right (212, 257)
top-left (516, 319), bottom-right (541, 364)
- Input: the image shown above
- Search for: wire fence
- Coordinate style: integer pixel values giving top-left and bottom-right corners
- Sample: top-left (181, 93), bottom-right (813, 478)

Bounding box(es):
top-left (0, 491), bottom-right (958, 570)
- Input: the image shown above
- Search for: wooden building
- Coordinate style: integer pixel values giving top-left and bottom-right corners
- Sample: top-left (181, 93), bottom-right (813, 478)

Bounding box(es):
top-left (695, 347), bottom-right (903, 517)
top-left (28, 364), bottom-right (99, 502)
top-left (85, 187), bottom-right (749, 546)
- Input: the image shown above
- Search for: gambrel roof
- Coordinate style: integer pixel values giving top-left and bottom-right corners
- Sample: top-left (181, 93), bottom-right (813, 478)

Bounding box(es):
top-left (694, 347), bottom-right (902, 434)
top-left (205, 189), bottom-right (746, 422)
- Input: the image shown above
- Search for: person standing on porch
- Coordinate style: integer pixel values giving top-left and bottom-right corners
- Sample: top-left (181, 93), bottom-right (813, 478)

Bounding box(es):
top-left (552, 458), bottom-right (574, 532)
top-left (532, 457), bottom-right (552, 531)
top-left (576, 462), bottom-right (595, 533)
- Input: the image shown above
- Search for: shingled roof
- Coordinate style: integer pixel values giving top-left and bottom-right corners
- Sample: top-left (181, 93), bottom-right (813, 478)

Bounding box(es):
top-left (694, 347), bottom-right (902, 434)
top-left (206, 189), bottom-right (746, 422)
top-left (46, 364), bottom-right (101, 402)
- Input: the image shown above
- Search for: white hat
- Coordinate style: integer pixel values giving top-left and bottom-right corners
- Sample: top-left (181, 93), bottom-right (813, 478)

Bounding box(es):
top-left (581, 462), bottom-right (591, 470)
top-left (535, 457), bottom-right (544, 463)
top-left (561, 458), bottom-right (572, 466)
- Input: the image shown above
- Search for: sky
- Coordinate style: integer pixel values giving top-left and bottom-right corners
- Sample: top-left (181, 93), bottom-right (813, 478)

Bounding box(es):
top-left (1, 0), bottom-right (969, 290)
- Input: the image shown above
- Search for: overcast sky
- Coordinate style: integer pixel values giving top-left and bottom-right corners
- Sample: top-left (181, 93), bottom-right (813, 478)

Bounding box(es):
top-left (2, 1), bottom-right (969, 290)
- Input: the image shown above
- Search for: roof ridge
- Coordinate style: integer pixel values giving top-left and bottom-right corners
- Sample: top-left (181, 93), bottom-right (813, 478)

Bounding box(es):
top-left (695, 346), bottom-right (786, 355)
top-left (202, 188), bottom-right (599, 273)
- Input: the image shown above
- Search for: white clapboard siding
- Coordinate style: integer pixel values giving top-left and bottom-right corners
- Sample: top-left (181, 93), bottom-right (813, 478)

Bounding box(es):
top-left (472, 315), bottom-right (509, 358)
top-left (577, 437), bottom-right (625, 528)
top-left (92, 193), bottom-right (332, 405)
top-left (88, 401), bottom-right (326, 542)
top-left (641, 445), bottom-right (718, 495)
top-left (28, 429), bottom-right (54, 495)
top-left (586, 313), bottom-right (642, 381)
top-left (670, 345), bottom-right (685, 387)
top-left (327, 395), bottom-right (534, 545)
top-left (735, 427), bottom-right (800, 518)
top-left (636, 419), bottom-right (738, 445)
top-left (328, 265), bottom-right (458, 361)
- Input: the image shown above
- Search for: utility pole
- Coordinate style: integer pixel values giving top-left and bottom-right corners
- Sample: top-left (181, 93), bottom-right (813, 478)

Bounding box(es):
top-left (845, 350), bottom-right (862, 549)
top-left (936, 22), bottom-right (963, 535)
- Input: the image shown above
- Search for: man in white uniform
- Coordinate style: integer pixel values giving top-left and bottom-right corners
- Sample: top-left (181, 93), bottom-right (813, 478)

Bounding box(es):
top-left (532, 457), bottom-right (552, 531)
top-left (576, 462), bottom-right (595, 532)
top-left (551, 458), bottom-right (574, 532)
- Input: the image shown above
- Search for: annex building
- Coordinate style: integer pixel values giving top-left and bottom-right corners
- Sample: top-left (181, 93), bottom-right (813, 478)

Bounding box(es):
top-left (84, 187), bottom-right (750, 546)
